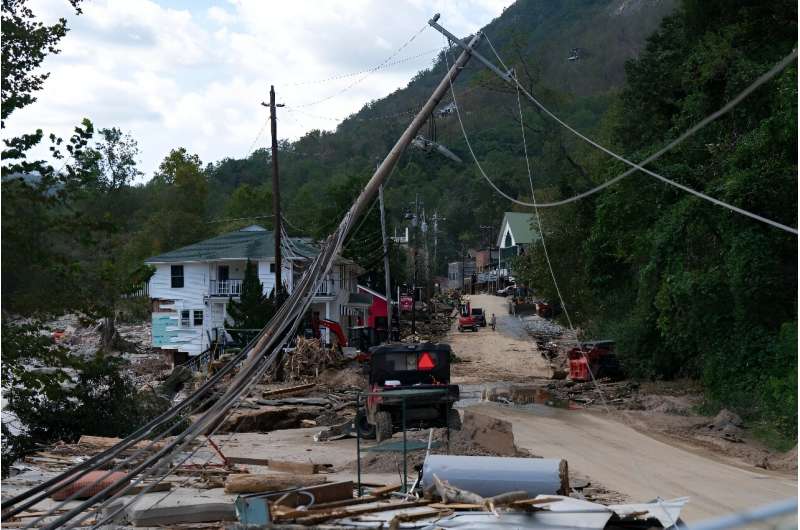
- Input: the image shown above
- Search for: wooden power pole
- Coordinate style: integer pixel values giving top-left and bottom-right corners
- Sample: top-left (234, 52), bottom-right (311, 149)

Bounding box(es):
top-left (378, 184), bottom-right (394, 340)
top-left (268, 85), bottom-right (283, 296)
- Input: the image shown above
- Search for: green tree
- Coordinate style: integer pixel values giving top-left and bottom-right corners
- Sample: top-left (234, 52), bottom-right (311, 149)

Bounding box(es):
top-left (226, 260), bottom-right (278, 334)
top-left (1, 320), bottom-right (169, 476)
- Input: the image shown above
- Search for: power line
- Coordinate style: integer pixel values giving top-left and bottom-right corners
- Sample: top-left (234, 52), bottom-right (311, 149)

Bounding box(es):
top-left (477, 32), bottom-right (798, 234)
top-left (287, 47), bottom-right (443, 86)
top-left (288, 23), bottom-right (429, 109)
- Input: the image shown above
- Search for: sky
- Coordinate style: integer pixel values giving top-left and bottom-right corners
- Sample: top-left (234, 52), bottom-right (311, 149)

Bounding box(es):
top-left (6, 0), bottom-right (514, 180)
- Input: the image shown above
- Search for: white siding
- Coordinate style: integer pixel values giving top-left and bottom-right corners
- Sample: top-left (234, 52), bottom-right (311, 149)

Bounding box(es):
top-left (257, 259), bottom-right (294, 295)
top-left (148, 263), bottom-right (207, 355)
top-left (257, 260), bottom-right (276, 295)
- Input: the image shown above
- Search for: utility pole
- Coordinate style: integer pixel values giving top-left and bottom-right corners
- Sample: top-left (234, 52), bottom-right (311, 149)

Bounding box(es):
top-left (378, 184), bottom-right (394, 341)
top-left (263, 86), bottom-right (285, 296)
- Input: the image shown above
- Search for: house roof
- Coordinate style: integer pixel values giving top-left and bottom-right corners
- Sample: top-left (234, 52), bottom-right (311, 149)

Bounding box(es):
top-left (346, 292), bottom-right (373, 306)
top-left (144, 226), bottom-right (320, 263)
top-left (358, 284), bottom-right (387, 302)
top-left (497, 212), bottom-right (539, 247)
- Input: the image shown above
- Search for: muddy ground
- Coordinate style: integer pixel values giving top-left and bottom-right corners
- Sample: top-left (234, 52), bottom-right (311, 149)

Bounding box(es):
top-left (446, 293), bottom-right (797, 521)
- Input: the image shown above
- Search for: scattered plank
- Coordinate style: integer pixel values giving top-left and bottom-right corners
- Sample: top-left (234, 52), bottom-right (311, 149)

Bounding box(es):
top-left (428, 502), bottom-right (483, 510)
top-left (368, 484), bottom-right (402, 498)
top-left (225, 456), bottom-right (269, 467)
top-left (122, 482), bottom-right (173, 495)
top-left (77, 436), bottom-right (164, 451)
top-left (224, 473), bottom-right (326, 494)
top-left (262, 383), bottom-right (316, 397)
top-left (268, 459), bottom-right (326, 475)
top-left (292, 499), bottom-right (432, 525)
top-left (295, 499), bottom-right (431, 524)
top-left (389, 507), bottom-right (451, 529)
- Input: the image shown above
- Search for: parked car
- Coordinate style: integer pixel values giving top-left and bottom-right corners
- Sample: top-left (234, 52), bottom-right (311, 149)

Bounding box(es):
top-left (471, 308), bottom-right (486, 327)
top-left (496, 285), bottom-right (516, 297)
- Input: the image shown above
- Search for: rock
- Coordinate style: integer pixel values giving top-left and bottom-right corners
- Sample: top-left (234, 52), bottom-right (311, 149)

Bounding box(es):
top-left (460, 410), bottom-right (518, 455)
top-left (709, 409), bottom-right (743, 430)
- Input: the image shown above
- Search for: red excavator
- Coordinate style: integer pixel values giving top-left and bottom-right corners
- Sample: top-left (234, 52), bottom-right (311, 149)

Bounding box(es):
top-left (567, 340), bottom-right (623, 382)
top-left (457, 298), bottom-right (478, 332)
top-left (315, 318), bottom-right (348, 348)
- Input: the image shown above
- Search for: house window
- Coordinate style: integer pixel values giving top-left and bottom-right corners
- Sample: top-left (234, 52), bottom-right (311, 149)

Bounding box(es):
top-left (181, 310), bottom-right (190, 327)
top-left (193, 310), bottom-right (203, 326)
top-left (171, 265), bottom-right (184, 288)
top-left (504, 232), bottom-right (513, 248)
top-left (270, 263), bottom-right (276, 273)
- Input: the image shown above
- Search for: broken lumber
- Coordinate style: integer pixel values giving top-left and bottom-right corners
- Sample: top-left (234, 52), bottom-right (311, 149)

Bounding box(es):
top-left (223, 456), bottom-right (329, 474)
top-left (291, 500), bottom-right (432, 525)
top-left (369, 484), bottom-right (402, 498)
top-left (268, 459), bottom-right (327, 474)
top-left (389, 507), bottom-right (451, 529)
top-left (223, 473), bottom-right (326, 494)
top-left (262, 383), bottom-right (316, 397)
top-left (77, 435), bottom-right (164, 451)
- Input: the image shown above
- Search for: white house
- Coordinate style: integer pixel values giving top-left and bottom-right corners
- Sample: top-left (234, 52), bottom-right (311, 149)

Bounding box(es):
top-left (145, 225), bottom-right (364, 358)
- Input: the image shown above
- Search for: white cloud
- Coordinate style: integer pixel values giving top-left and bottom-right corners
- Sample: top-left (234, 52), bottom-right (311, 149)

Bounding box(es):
top-left (4, 0), bottom-right (513, 179)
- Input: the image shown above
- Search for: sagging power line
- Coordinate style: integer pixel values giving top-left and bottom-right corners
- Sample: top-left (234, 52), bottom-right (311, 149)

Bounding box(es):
top-left (430, 17), bottom-right (798, 235)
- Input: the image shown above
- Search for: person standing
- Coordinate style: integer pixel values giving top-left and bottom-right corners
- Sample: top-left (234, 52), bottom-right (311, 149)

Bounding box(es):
top-left (490, 313), bottom-right (496, 331)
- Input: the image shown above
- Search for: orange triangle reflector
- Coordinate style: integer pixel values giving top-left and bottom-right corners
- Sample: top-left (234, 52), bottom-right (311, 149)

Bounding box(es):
top-left (418, 351), bottom-right (435, 371)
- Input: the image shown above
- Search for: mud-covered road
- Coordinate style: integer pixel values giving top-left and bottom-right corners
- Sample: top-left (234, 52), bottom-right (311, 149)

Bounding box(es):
top-left (448, 294), bottom-right (797, 523)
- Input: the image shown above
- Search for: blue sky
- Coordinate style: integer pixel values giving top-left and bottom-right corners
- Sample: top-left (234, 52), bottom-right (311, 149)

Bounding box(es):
top-left (7, 0), bottom-right (514, 179)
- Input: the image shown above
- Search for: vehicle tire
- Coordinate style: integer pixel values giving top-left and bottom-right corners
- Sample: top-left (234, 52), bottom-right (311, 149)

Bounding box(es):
top-left (375, 411), bottom-right (393, 442)
top-left (356, 413), bottom-right (376, 439)
top-left (447, 407), bottom-right (462, 431)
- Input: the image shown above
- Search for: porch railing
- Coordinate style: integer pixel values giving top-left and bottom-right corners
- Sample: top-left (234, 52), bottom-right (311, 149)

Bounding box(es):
top-left (210, 279), bottom-right (243, 296)
top-left (314, 280), bottom-right (335, 297)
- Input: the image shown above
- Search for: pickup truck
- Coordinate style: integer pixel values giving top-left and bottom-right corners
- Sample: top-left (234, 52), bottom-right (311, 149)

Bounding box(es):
top-left (362, 342), bottom-right (460, 442)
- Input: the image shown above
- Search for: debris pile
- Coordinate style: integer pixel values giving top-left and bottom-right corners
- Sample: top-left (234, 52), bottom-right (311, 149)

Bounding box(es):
top-left (400, 312), bottom-right (453, 343)
top-left (277, 338), bottom-right (345, 381)
top-left (544, 379), bottom-right (639, 406)
top-left (238, 457), bottom-right (687, 528)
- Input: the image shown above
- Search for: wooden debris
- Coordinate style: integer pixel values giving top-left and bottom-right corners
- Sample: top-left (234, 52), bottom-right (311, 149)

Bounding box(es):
top-left (122, 482), bottom-right (173, 495)
top-left (368, 483), bottom-right (402, 498)
top-left (77, 435), bottom-right (165, 451)
top-left (268, 459), bottom-right (328, 475)
top-left (388, 507), bottom-right (451, 529)
top-left (223, 457), bottom-right (329, 474)
top-left (262, 383), bottom-right (316, 397)
top-left (432, 474), bottom-right (484, 505)
top-left (223, 473), bottom-right (326, 494)
top-left (225, 456), bottom-right (269, 467)
top-left (290, 499), bottom-right (432, 525)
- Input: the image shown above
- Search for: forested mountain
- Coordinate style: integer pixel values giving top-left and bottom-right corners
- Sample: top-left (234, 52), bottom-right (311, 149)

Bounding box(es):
top-left (207, 0), bottom-right (679, 274)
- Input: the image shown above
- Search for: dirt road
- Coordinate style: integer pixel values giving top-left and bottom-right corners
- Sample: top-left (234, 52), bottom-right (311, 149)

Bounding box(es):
top-left (449, 294), bottom-right (551, 383)
top-left (450, 295), bottom-right (797, 523)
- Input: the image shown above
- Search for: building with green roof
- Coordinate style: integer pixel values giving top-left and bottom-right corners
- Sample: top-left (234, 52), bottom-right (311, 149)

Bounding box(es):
top-left (144, 225), bottom-right (364, 359)
top-left (496, 212), bottom-right (540, 254)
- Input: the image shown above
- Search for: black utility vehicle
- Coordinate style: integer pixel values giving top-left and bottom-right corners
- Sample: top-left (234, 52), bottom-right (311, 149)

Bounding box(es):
top-left (362, 342), bottom-right (460, 442)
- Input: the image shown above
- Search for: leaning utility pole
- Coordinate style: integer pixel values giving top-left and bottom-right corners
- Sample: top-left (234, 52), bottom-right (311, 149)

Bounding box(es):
top-left (378, 184), bottom-right (393, 337)
top-left (268, 86), bottom-right (284, 296)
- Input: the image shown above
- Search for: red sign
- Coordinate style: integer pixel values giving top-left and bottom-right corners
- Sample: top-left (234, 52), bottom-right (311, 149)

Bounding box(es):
top-left (400, 295), bottom-right (414, 311)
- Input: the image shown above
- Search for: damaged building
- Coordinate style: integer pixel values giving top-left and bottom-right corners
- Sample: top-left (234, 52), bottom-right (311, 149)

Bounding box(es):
top-left (144, 224), bottom-right (364, 360)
